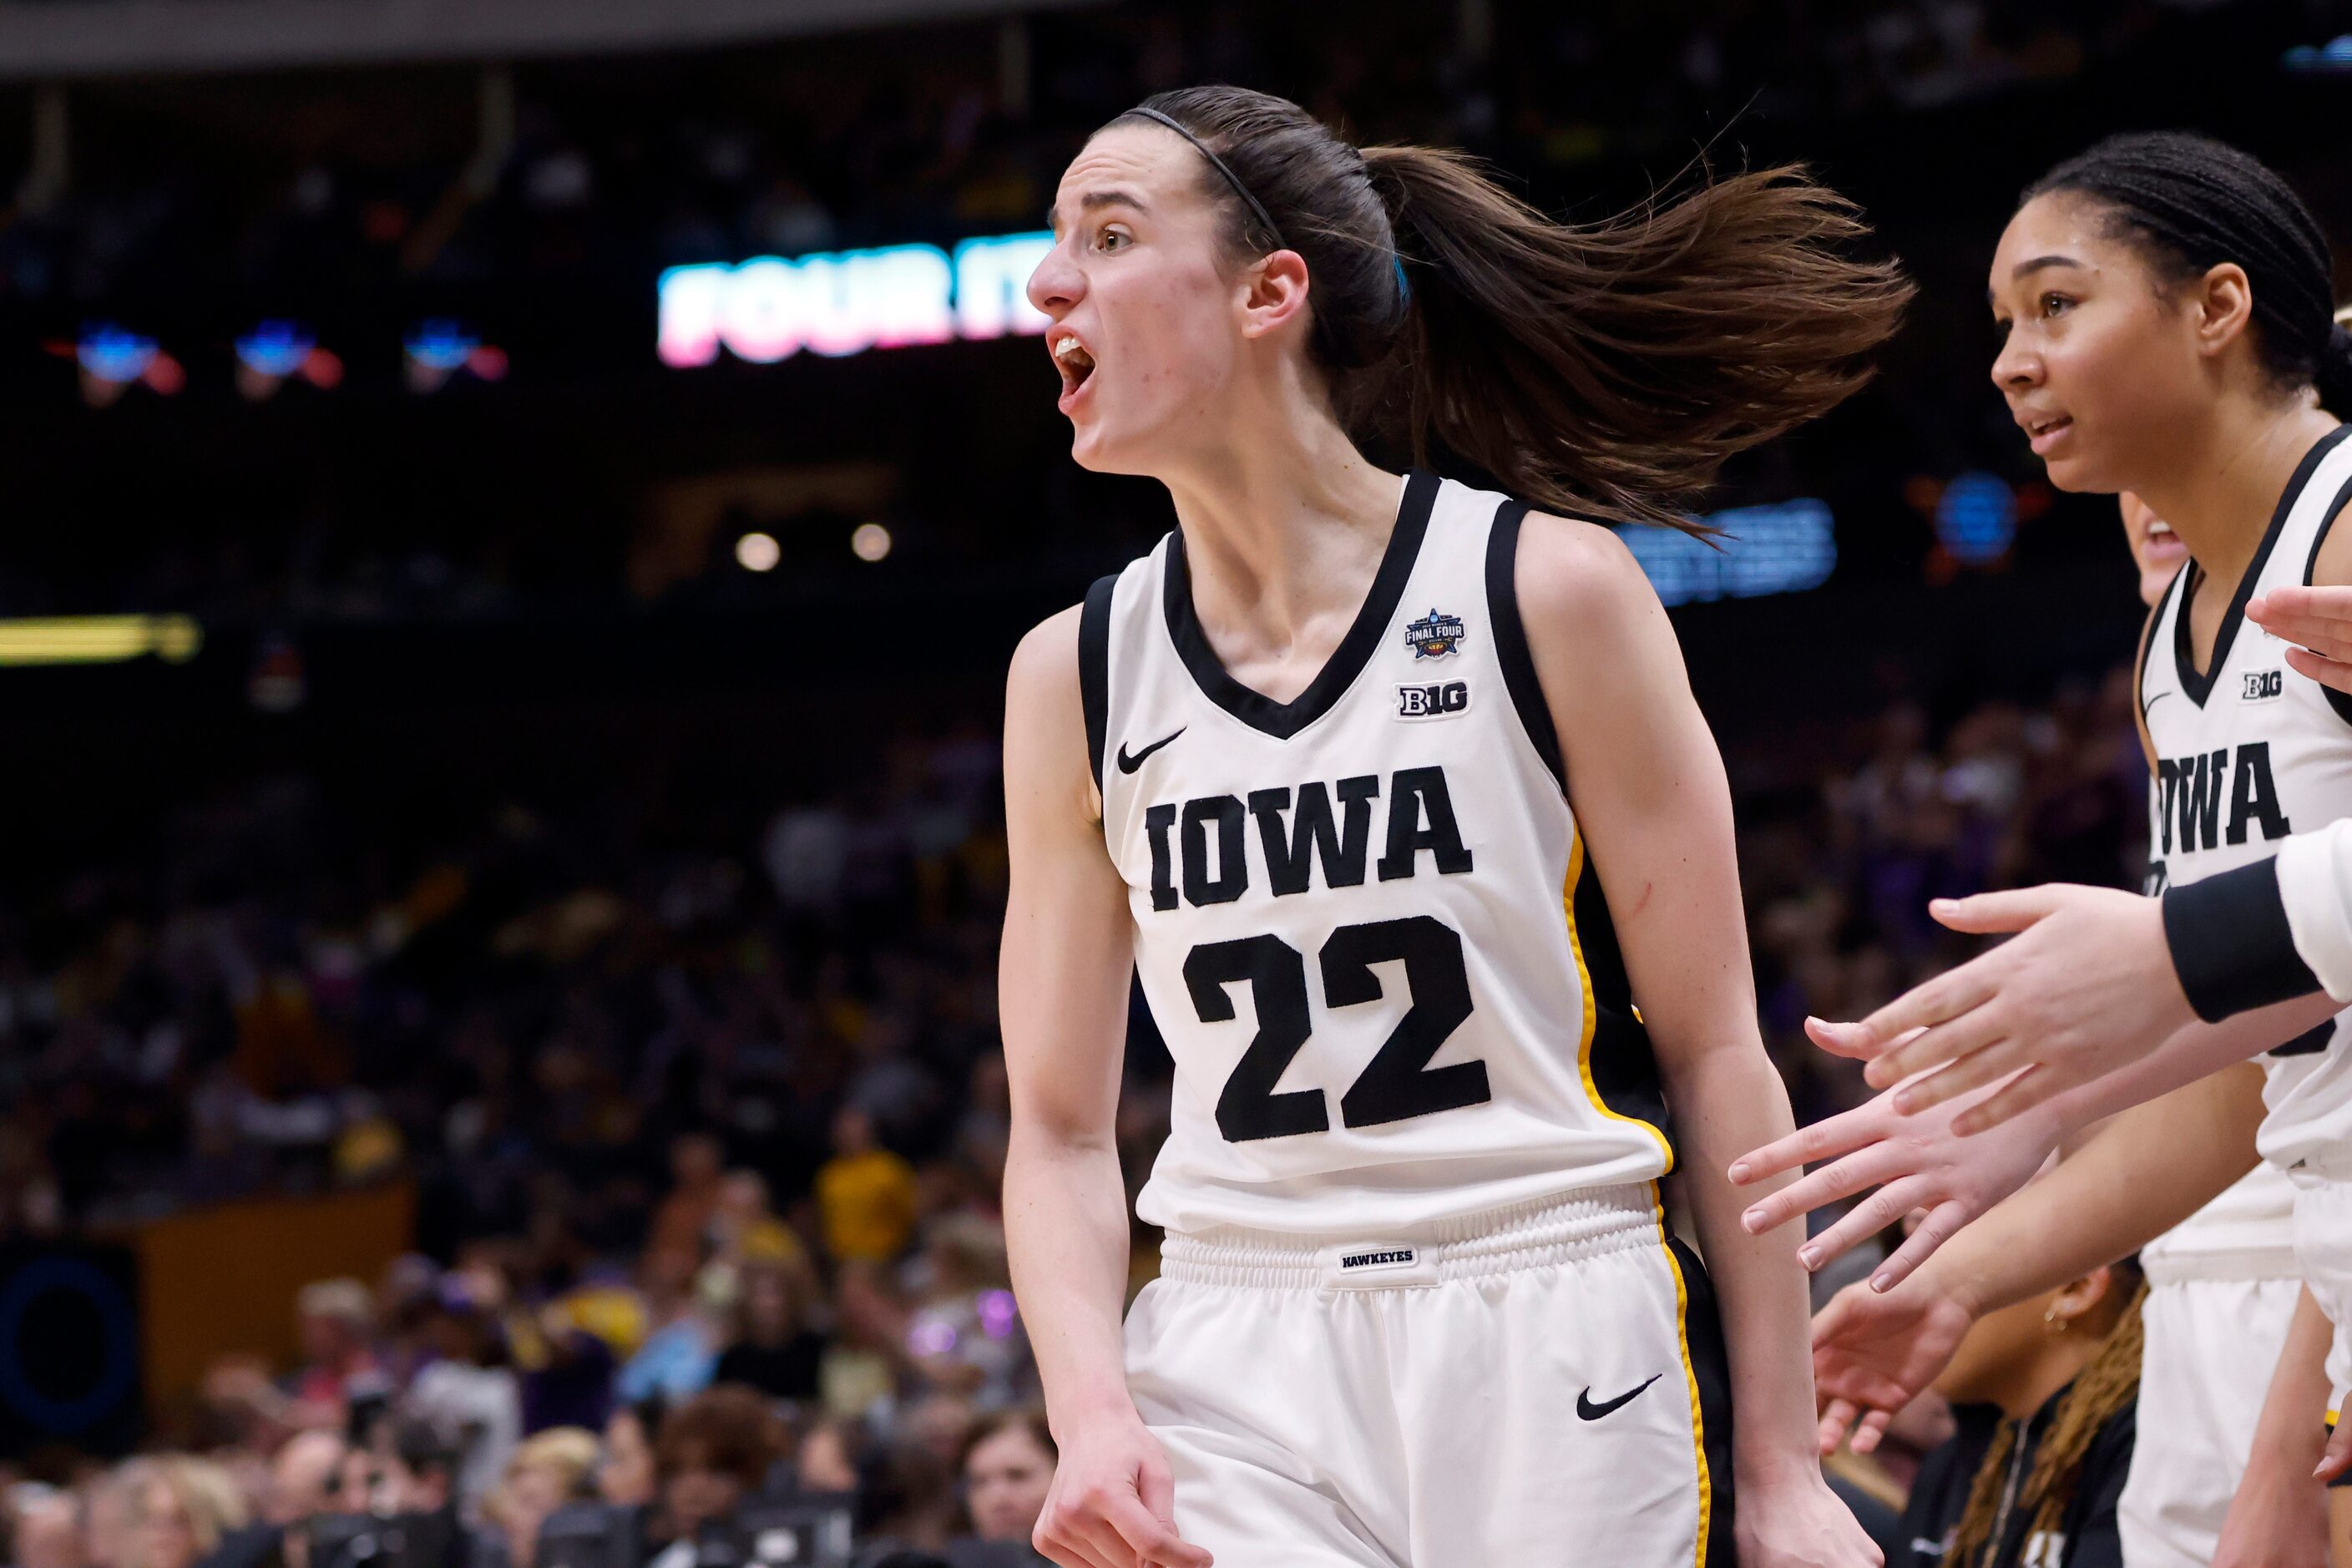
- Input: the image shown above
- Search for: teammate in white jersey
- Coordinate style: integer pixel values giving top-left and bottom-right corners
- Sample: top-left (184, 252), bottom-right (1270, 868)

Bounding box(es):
top-left (1717, 130), bottom-right (2352, 1558)
top-left (998, 85), bottom-right (1909, 1567)
top-left (1742, 501), bottom-right (2331, 1563)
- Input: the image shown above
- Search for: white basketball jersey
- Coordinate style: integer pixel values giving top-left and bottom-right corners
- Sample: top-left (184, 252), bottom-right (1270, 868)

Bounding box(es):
top-left (2141, 423), bottom-right (2352, 1183)
top-left (1079, 472), bottom-right (1674, 1237)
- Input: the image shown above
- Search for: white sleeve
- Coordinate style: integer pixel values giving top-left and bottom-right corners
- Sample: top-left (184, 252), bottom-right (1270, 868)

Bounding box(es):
top-left (2278, 819), bottom-right (2352, 1004)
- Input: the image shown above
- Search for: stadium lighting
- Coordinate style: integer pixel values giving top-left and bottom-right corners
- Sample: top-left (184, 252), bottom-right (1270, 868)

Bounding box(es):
top-left (0, 615), bottom-right (203, 667)
top-left (1616, 499), bottom-right (1838, 608)
top-left (659, 231), bottom-right (1053, 367)
top-left (850, 523), bottom-right (892, 563)
top-left (735, 532), bottom-right (781, 572)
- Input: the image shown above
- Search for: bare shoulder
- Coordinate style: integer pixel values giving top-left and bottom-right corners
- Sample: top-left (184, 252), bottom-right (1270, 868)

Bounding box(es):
top-left (1006, 602), bottom-right (1085, 707)
top-left (1513, 511), bottom-right (1672, 654)
top-left (1003, 603), bottom-right (1098, 825)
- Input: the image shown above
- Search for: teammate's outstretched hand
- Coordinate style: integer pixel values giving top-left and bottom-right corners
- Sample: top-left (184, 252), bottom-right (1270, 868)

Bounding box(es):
top-left (1033, 1414), bottom-right (1211, 1568)
top-left (1809, 1275), bottom-right (1975, 1457)
top-left (2250, 585), bottom-right (2352, 696)
top-left (1804, 883), bottom-right (2188, 1127)
top-left (1734, 1469), bottom-right (1883, 1568)
top-left (1728, 1066), bottom-right (2061, 1290)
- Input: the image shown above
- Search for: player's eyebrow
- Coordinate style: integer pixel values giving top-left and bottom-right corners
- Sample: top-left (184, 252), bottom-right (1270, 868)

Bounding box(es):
top-left (1987, 255), bottom-right (2086, 302)
top-left (1047, 188), bottom-right (1151, 235)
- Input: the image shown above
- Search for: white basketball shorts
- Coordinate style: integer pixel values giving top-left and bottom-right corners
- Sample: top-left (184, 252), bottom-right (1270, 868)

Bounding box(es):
top-left (2292, 1179), bottom-right (2352, 1423)
top-left (1121, 1182), bottom-right (1731, 1568)
top-left (2117, 1268), bottom-right (2301, 1566)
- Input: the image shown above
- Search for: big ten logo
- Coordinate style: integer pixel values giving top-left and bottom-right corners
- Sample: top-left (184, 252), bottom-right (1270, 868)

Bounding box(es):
top-left (1398, 681), bottom-right (1469, 721)
top-left (2243, 668), bottom-right (2285, 702)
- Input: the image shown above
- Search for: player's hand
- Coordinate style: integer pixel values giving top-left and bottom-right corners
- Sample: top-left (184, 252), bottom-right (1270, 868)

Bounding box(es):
top-left (2319, 1416), bottom-right (2352, 1487)
top-left (1809, 1275), bottom-right (1975, 1457)
top-left (2251, 585), bottom-right (2352, 697)
top-left (1806, 883), bottom-right (2188, 1128)
top-left (1033, 1410), bottom-right (1211, 1568)
top-left (1729, 1065), bottom-right (2060, 1291)
top-left (1732, 1467), bottom-right (1882, 1568)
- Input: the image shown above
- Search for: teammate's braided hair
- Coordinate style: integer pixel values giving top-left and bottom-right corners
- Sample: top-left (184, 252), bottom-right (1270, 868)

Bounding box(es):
top-left (1945, 1261), bottom-right (2146, 1566)
top-left (1109, 86), bottom-right (1914, 537)
top-left (2025, 132), bottom-right (2352, 417)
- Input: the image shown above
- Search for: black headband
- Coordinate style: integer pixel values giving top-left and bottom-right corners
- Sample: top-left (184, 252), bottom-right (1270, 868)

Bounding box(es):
top-left (1116, 106), bottom-right (1287, 251)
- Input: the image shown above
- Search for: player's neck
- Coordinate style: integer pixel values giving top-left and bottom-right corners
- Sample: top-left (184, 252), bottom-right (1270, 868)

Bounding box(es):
top-left (2141, 397), bottom-right (2339, 596)
top-left (1985, 1333), bottom-right (2097, 1424)
top-left (1158, 409), bottom-right (1403, 656)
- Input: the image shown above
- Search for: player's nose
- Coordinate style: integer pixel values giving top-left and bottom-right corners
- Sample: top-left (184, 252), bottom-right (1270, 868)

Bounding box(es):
top-left (1027, 237), bottom-right (1085, 318)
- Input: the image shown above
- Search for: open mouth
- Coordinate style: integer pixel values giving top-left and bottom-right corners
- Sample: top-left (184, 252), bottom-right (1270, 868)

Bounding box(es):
top-left (1052, 333), bottom-right (1096, 399)
top-left (2143, 518), bottom-right (2187, 558)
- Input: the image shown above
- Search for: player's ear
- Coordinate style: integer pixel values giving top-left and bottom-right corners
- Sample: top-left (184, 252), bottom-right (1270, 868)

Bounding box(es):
top-left (2192, 261), bottom-right (2254, 362)
top-left (2046, 1265), bottom-right (2115, 1329)
top-left (1238, 250), bottom-right (1312, 342)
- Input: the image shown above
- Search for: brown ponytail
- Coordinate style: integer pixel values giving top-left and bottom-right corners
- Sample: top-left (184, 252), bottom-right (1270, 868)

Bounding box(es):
top-left (1111, 87), bottom-right (1913, 534)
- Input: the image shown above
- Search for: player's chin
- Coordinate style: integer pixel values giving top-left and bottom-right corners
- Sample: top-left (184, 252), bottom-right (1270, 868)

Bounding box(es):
top-left (2034, 444), bottom-right (2112, 495)
top-left (1065, 423), bottom-right (1149, 477)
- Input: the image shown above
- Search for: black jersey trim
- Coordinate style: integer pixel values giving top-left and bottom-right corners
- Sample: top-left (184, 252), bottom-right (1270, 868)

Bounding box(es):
top-left (1566, 830), bottom-right (1675, 1169)
top-left (2162, 855), bottom-right (2322, 1023)
top-left (1485, 498), bottom-right (1569, 796)
top-left (2298, 468), bottom-right (2352, 727)
top-left (1078, 574), bottom-right (1118, 793)
top-left (2132, 567), bottom-right (2184, 776)
top-left (1161, 469), bottom-right (1439, 741)
top-left (1663, 1232), bottom-right (1736, 1568)
top-left (2175, 424), bottom-right (2352, 708)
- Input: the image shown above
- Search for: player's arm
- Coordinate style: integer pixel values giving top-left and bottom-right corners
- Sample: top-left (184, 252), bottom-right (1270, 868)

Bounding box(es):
top-left (1805, 1064), bottom-right (2263, 1453)
top-left (1730, 991), bottom-right (2336, 1281)
top-left (1823, 503), bottom-right (2352, 1119)
top-left (2214, 1285), bottom-right (2332, 1567)
top-left (1517, 517), bottom-right (1875, 1565)
top-left (999, 609), bottom-right (1209, 1568)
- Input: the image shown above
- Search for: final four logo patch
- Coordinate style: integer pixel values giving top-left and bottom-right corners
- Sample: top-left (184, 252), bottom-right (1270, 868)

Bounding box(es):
top-left (1404, 607), bottom-right (1466, 660)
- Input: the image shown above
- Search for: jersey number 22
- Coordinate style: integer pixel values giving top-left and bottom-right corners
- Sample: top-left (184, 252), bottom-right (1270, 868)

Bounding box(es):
top-left (1184, 914), bottom-right (1487, 1143)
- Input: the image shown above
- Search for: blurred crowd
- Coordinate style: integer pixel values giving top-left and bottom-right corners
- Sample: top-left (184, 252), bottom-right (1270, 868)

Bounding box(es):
top-left (2, 0), bottom-right (2193, 315)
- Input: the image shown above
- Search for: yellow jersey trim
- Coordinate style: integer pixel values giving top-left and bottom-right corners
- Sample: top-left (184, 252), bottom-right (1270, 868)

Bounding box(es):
top-left (1564, 823), bottom-right (1674, 1169)
top-left (1651, 1181), bottom-right (1712, 1568)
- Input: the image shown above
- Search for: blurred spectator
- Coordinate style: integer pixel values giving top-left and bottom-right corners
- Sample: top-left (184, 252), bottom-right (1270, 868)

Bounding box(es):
top-left (1899, 1262), bottom-right (2143, 1567)
top-left (903, 1218), bottom-right (1023, 1406)
top-left (117, 1459), bottom-right (246, 1568)
top-left (951, 1410), bottom-right (1054, 1563)
top-left (260, 1430), bottom-right (347, 1568)
top-left (9, 1488), bottom-right (86, 1568)
top-left (793, 1419), bottom-right (862, 1499)
top-left (290, 1282), bottom-right (385, 1430)
top-left (849, 1441), bottom-right (955, 1561)
top-left (613, 1252), bottom-right (720, 1407)
top-left (404, 1282), bottom-right (522, 1515)
top-left (710, 1263), bottom-right (824, 1404)
top-left (817, 1110), bottom-right (917, 1265)
top-left (647, 1388), bottom-right (786, 1564)
top-left (594, 1400), bottom-right (662, 1512)
top-left (478, 1429), bottom-right (599, 1568)
top-left (339, 1418), bottom-right (462, 1520)
top-left (648, 1139), bottom-right (724, 1262)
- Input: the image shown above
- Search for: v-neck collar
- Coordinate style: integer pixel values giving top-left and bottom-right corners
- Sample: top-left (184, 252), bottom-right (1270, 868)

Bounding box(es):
top-left (2174, 424), bottom-right (2352, 707)
top-left (1162, 469), bottom-right (1439, 741)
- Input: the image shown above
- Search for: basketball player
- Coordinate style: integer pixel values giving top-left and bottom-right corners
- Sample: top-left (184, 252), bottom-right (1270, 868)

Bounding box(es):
top-left (999, 86), bottom-right (1908, 1566)
top-left (1726, 130), bottom-right (2352, 1557)
top-left (1767, 497), bottom-right (2330, 1564)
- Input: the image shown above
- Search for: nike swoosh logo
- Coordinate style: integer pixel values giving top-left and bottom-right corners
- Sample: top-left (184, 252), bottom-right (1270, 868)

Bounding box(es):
top-left (1115, 728), bottom-right (1185, 774)
top-left (1576, 1373), bottom-right (1663, 1421)
top-left (2142, 690), bottom-right (2172, 717)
